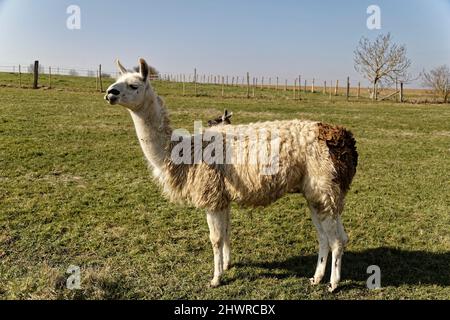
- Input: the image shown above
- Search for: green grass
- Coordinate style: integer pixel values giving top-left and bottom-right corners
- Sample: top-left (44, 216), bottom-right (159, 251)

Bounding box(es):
top-left (0, 73), bottom-right (449, 299)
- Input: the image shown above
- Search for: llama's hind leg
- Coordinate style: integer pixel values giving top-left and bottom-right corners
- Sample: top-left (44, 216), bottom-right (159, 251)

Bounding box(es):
top-left (222, 209), bottom-right (231, 271)
top-left (321, 214), bottom-right (347, 292)
top-left (206, 209), bottom-right (227, 287)
top-left (309, 204), bottom-right (330, 285)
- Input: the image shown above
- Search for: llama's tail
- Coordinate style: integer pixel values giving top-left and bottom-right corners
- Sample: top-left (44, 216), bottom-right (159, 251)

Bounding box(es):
top-left (317, 123), bottom-right (358, 194)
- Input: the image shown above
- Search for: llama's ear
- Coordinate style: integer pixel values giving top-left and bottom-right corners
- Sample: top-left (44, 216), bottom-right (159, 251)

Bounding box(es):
top-left (222, 110), bottom-right (228, 121)
top-left (116, 59), bottom-right (127, 75)
top-left (139, 58), bottom-right (149, 81)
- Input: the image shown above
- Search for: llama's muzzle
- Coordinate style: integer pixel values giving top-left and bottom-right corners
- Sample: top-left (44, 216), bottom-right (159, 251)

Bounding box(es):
top-left (104, 93), bottom-right (119, 105)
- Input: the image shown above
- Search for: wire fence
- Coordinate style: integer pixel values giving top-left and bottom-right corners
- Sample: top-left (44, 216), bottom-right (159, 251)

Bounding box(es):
top-left (0, 62), bottom-right (435, 102)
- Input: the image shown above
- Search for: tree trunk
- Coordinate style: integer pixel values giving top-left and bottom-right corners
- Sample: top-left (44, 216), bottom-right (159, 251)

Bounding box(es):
top-left (372, 81), bottom-right (378, 101)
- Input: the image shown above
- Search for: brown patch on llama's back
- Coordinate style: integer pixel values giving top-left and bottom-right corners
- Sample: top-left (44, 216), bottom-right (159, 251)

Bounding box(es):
top-left (317, 123), bottom-right (358, 193)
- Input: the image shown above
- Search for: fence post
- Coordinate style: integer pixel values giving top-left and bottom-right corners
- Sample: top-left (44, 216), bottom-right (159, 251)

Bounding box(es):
top-left (33, 60), bottom-right (39, 89)
top-left (334, 80), bottom-right (339, 96)
top-left (99, 64), bottom-right (103, 92)
top-left (357, 82), bottom-right (361, 99)
top-left (261, 76), bottom-right (264, 90)
top-left (246, 72), bottom-right (250, 98)
top-left (194, 68), bottom-right (197, 96)
top-left (311, 78), bottom-right (315, 93)
top-left (276, 77), bottom-right (279, 90)
top-left (221, 76), bottom-right (225, 97)
top-left (19, 65), bottom-right (22, 88)
top-left (304, 79), bottom-right (307, 92)
top-left (324, 81), bottom-right (327, 95)
top-left (346, 77), bottom-right (350, 100)
top-left (293, 79), bottom-right (297, 99)
top-left (49, 67), bottom-right (52, 88)
top-left (400, 82), bottom-right (404, 102)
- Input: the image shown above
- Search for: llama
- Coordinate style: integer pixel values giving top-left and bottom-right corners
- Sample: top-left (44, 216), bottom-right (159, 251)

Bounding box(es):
top-left (207, 110), bottom-right (233, 127)
top-left (104, 58), bottom-right (358, 292)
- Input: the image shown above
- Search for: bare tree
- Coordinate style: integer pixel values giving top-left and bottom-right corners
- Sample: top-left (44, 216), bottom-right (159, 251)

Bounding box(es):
top-left (354, 33), bottom-right (411, 100)
top-left (421, 65), bottom-right (450, 103)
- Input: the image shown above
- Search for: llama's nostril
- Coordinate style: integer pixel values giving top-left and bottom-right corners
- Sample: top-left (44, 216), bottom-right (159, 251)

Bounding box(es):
top-left (107, 88), bottom-right (120, 95)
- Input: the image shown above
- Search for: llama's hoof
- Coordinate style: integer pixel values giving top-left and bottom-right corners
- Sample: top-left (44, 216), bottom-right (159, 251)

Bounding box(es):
top-left (327, 283), bottom-right (338, 293)
top-left (210, 278), bottom-right (221, 288)
top-left (309, 277), bottom-right (321, 285)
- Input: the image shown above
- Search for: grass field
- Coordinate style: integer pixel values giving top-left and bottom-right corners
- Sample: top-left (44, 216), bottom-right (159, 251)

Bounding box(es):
top-left (0, 73), bottom-right (449, 299)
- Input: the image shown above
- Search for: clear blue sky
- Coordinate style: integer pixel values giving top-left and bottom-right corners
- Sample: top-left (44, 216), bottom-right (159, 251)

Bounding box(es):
top-left (0, 0), bottom-right (449, 85)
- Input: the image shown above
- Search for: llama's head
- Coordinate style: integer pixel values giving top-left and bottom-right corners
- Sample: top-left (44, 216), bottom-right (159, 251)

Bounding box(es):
top-left (104, 58), bottom-right (153, 111)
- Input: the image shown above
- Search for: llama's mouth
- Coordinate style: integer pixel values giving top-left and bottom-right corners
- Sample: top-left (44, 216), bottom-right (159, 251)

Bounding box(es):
top-left (105, 94), bottom-right (119, 105)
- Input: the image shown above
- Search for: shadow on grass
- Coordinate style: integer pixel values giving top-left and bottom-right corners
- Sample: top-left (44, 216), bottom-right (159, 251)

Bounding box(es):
top-left (235, 247), bottom-right (450, 287)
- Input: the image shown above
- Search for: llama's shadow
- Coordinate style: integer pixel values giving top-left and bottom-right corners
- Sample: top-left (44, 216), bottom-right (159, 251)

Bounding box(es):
top-left (233, 247), bottom-right (450, 287)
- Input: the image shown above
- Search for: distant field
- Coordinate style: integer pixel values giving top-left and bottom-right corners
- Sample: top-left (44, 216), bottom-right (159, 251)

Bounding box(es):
top-left (0, 72), bottom-right (449, 299)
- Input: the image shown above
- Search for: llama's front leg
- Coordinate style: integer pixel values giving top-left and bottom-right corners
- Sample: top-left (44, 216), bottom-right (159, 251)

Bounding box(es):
top-left (309, 207), bottom-right (330, 285)
top-left (222, 209), bottom-right (231, 271)
top-left (206, 210), bottom-right (226, 287)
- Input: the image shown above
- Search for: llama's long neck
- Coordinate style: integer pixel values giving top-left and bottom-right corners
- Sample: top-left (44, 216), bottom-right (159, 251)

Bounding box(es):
top-left (129, 89), bottom-right (172, 174)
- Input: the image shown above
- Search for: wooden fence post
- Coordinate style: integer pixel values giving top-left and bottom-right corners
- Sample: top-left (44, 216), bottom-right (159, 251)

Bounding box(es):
top-left (357, 82), bottom-right (361, 99)
top-left (19, 65), bottom-right (22, 88)
top-left (221, 76), bottom-right (225, 97)
top-left (293, 79), bottom-right (297, 99)
top-left (346, 77), bottom-right (350, 100)
top-left (400, 82), bottom-right (404, 102)
top-left (99, 64), bottom-right (103, 92)
top-left (261, 76), bottom-right (264, 90)
top-left (194, 68), bottom-right (197, 96)
top-left (33, 60), bottom-right (39, 89)
top-left (334, 80), bottom-right (339, 96)
top-left (311, 78), bottom-right (315, 93)
top-left (49, 67), bottom-right (52, 88)
top-left (276, 77), bottom-right (279, 90)
top-left (324, 81), bottom-right (327, 95)
top-left (304, 79), bottom-right (307, 92)
top-left (247, 72), bottom-right (250, 98)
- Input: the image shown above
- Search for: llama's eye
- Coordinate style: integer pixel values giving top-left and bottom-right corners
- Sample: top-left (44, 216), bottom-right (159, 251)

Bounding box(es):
top-left (129, 85), bottom-right (138, 90)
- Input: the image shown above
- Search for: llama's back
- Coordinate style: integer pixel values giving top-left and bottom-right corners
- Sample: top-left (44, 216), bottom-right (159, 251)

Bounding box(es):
top-left (209, 119), bottom-right (357, 207)
top-left (209, 120), bottom-right (318, 206)
top-left (162, 119), bottom-right (357, 211)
